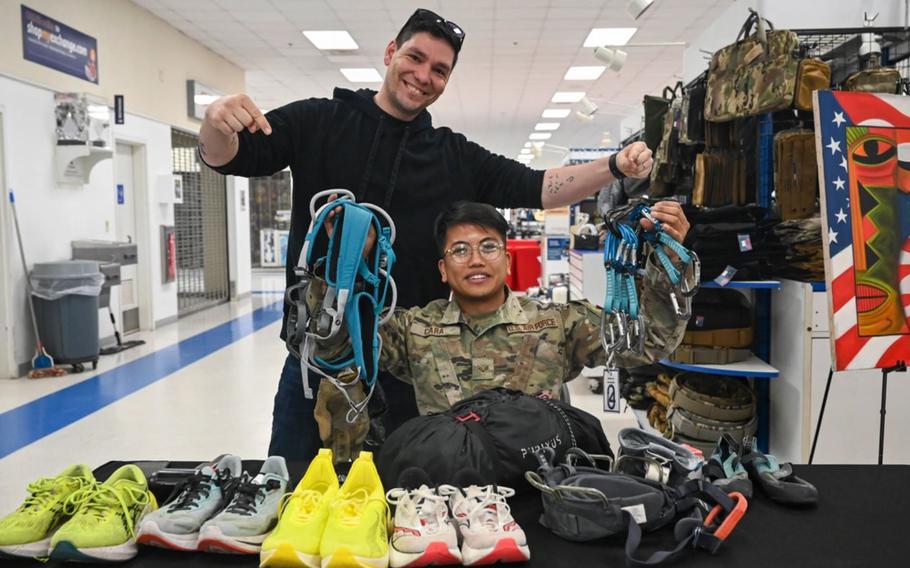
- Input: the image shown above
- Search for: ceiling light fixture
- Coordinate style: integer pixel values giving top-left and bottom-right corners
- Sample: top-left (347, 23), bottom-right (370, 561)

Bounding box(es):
top-left (529, 132), bottom-right (552, 140)
top-left (535, 122), bottom-right (560, 131)
top-left (564, 66), bottom-right (606, 81)
top-left (340, 68), bottom-right (383, 82)
top-left (520, 148), bottom-right (532, 155)
top-left (524, 141), bottom-right (533, 148)
top-left (574, 111), bottom-right (595, 122)
top-left (593, 47), bottom-right (628, 71)
top-left (542, 108), bottom-right (571, 119)
top-left (302, 30), bottom-right (358, 50)
top-left (551, 91), bottom-right (586, 103)
top-left (627, 0), bottom-right (654, 20)
top-left (583, 28), bottom-right (638, 47)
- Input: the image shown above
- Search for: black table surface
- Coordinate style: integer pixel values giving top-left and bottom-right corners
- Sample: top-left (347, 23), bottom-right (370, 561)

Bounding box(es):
top-left (12, 462), bottom-right (907, 568)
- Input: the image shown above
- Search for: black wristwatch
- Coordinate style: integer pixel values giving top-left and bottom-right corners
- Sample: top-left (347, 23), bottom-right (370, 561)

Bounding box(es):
top-left (609, 153), bottom-right (627, 181)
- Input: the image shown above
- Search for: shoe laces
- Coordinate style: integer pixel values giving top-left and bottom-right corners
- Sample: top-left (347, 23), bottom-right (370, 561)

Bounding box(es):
top-left (446, 485), bottom-right (516, 533)
top-left (166, 472), bottom-right (217, 512)
top-left (278, 489), bottom-right (323, 521)
top-left (16, 476), bottom-right (90, 515)
top-left (63, 482), bottom-right (150, 536)
top-left (332, 488), bottom-right (387, 526)
top-left (386, 486), bottom-right (448, 533)
top-left (224, 474), bottom-right (281, 516)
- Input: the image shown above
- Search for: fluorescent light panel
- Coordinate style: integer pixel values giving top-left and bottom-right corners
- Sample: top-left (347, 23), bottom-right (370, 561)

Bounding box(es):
top-left (520, 149), bottom-right (532, 154)
top-left (524, 142), bottom-right (533, 148)
top-left (551, 91), bottom-right (586, 103)
top-left (529, 133), bottom-right (552, 140)
top-left (302, 30), bottom-right (358, 50)
top-left (564, 66), bottom-right (606, 80)
top-left (535, 122), bottom-right (560, 131)
top-left (340, 68), bottom-right (382, 82)
top-left (583, 27), bottom-right (638, 47)
top-left (542, 108), bottom-right (571, 118)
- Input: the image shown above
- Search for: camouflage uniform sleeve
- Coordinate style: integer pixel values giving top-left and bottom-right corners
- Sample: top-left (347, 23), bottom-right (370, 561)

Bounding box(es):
top-left (304, 278), bottom-right (414, 381)
top-left (377, 307), bottom-right (416, 383)
top-left (563, 255), bottom-right (687, 374)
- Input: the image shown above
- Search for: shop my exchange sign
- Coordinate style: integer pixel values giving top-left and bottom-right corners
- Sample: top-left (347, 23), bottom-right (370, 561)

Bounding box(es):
top-left (21, 5), bottom-right (98, 84)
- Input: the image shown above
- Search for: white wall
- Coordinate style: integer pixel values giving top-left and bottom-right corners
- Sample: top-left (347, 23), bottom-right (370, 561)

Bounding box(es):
top-left (0, 75), bottom-right (179, 374)
top-left (227, 176), bottom-right (252, 298)
top-left (681, 0), bottom-right (909, 81)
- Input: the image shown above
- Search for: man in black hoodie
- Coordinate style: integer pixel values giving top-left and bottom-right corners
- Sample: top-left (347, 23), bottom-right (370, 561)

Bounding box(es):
top-left (199, 8), bottom-right (660, 461)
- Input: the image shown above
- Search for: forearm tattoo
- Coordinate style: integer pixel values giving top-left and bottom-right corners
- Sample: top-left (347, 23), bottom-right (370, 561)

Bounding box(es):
top-left (545, 173), bottom-right (576, 196)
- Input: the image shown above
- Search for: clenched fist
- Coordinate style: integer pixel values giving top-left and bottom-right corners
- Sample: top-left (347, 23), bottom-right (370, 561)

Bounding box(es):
top-left (204, 93), bottom-right (272, 136)
top-left (615, 141), bottom-right (653, 179)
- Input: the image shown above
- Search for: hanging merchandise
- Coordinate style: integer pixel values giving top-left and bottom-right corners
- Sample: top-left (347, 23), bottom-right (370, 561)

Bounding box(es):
top-left (678, 72), bottom-right (707, 145)
top-left (669, 288), bottom-right (754, 365)
top-left (376, 388), bottom-right (613, 491)
top-left (771, 215), bottom-right (825, 281)
top-left (845, 66), bottom-right (901, 93)
top-left (284, 189), bottom-right (398, 420)
top-left (642, 82), bottom-right (682, 152)
top-left (525, 447), bottom-right (747, 566)
top-left (773, 129), bottom-right (819, 220)
top-left (600, 200), bottom-right (700, 374)
top-left (704, 9), bottom-right (829, 121)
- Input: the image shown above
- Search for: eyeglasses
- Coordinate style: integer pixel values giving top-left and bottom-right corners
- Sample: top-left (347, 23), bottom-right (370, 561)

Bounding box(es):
top-left (404, 8), bottom-right (466, 50)
top-left (444, 240), bottom-right (504, 264)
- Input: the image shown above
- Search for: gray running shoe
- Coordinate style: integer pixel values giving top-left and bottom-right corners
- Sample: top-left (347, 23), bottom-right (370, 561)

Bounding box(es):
top-left (198, 456), bottom-right (289, 554)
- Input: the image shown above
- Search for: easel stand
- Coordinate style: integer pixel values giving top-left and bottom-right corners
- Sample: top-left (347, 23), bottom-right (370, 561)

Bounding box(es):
top-left (810, 360), bottom-right (907, 465)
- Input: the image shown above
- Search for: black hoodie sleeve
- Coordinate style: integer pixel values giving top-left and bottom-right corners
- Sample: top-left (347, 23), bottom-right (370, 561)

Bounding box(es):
top-left (463, 140), bottom-right (544, 209)
top-left (207, 98), bottom-right (327, 178)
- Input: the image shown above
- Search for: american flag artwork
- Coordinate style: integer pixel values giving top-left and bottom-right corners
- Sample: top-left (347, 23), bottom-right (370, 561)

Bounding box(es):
top-left (814, 90), bottom-right (910, 371)
top-left (815, 91), bottom-right (910, 371)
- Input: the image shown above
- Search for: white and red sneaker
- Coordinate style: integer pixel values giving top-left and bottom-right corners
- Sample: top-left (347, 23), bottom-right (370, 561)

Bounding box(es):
top-left (387, 481), bottom-right (461, 568)
top-left (442, 479), bottom-right (530, 566)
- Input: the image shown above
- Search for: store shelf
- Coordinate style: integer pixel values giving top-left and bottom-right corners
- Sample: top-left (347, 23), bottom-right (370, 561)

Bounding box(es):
top-left (659, 354), bottom-right (779, 378)
top-left (699, 280), bottom-right (781, 290)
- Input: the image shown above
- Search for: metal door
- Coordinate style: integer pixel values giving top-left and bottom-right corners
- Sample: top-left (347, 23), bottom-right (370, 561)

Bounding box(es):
top-left (171, 129), bottom-right (229, 315)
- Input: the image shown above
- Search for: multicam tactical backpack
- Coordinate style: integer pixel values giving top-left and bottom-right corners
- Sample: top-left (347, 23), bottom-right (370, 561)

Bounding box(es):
top-left (705, 10), bottom-right (800, 121)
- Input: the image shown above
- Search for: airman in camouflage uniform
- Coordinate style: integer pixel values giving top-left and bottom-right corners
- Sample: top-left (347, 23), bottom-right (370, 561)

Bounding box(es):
top-left (311, 201), bottom-right (689, 416)
top-left (314, 267), bottom-right (685, 415)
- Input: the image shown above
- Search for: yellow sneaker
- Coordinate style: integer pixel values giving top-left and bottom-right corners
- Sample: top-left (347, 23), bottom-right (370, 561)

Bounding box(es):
top-left (320, 451), bottom-right (389, 568)
top-left (49, 464), bottom-right (157, 562)
top-left (260, 449), bottom-right (340, 568)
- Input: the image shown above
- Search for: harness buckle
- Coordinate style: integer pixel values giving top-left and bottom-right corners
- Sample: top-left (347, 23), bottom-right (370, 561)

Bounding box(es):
top-left (703, 491), bottom-right (748, 543)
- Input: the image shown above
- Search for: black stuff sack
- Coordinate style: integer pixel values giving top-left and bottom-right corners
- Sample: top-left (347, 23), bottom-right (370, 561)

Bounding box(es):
top-left (376, 388), bottom-right (612, 491)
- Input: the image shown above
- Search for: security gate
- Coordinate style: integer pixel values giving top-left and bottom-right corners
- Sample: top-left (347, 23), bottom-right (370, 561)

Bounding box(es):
top-left (171, 129), bottom-right (230, 315)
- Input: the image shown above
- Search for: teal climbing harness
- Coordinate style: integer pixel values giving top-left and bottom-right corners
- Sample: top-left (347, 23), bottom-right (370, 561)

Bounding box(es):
top-left (285, 189), bottom-right (397, 421)
top-left (601, 199), bottom-right (699, 366)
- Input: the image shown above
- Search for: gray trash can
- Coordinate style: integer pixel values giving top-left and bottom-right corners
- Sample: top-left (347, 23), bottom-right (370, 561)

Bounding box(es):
top-left (31, 260), bottom-right (104, 371)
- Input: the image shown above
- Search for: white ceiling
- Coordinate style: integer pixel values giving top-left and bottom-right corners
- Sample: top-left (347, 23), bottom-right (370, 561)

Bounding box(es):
top-left (131, 0), bottom-right (731, 165)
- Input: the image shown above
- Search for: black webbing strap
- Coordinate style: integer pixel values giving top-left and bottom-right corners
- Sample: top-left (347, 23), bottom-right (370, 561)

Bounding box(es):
top-left (623, 479), bottom-right (735, 566)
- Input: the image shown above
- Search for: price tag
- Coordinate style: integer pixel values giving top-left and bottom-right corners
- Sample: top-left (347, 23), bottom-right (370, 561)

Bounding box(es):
top-left (603, 368), bottom-right (621, 413)
top-left (714, 265), bottom-right (738, 287)
top-left (737, 233), bottom-right (753, 252)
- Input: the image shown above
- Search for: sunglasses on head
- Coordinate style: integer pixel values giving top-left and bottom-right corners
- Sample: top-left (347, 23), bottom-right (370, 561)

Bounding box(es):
top-left (405, 8), bottom-right (465, 49)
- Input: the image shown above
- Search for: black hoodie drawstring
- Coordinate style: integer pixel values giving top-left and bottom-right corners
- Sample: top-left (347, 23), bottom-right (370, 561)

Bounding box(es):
top-left (357, 116), bottom-right (385, 201)
top-left (384, 126), bottom-right (410, 210)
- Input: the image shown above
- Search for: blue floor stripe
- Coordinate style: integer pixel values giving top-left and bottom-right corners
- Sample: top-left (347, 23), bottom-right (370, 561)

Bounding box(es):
top-left (0, 301), bottom-right (284, 459)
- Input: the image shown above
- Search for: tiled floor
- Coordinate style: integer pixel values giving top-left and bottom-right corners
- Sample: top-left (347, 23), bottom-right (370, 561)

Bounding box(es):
top-left (0, 270), bottom-right (635, 515)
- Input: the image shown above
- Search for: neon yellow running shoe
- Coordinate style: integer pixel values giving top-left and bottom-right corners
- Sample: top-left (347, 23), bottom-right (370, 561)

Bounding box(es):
top-left (320, 451), bottom-right (389, 568)
top-left (0, 464), bottom-right (95, 559)
top-left (49, 464), bottom-right (158, 562)
top-left (260, 449), bottom-right (340, 568)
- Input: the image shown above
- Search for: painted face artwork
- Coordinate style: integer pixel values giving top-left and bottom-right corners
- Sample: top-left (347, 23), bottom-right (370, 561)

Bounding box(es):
top-left (846, 126), bottom-right (910, 336)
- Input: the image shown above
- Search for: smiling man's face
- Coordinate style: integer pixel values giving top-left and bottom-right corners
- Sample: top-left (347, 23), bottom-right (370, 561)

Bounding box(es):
top-left (379, 31), bottom-right (455, 120)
